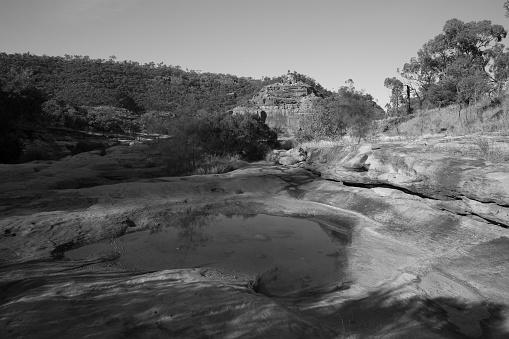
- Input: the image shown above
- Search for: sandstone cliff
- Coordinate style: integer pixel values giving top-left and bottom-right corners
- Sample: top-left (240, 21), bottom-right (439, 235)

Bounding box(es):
top-left (232, 72), bottom-right (323, 135)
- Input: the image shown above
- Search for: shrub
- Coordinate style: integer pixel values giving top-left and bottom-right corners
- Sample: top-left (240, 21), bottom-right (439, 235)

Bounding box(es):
top-left (187, 112), bottom-right (278, 160)
top-left (192, 155), bottom-right (243, 175)
top-left (154, 137), bottom-right (202, 176)
top-left (147, 111), bottom-right (277, 176)
top-left (387, 92), bottom-right (509, 139)
top-left (296, 86), bottom-right (382, 143)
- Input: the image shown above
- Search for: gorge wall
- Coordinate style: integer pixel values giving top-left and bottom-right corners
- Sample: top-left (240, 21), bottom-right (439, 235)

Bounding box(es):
top-left (232, 73), bottom-right (322, 135)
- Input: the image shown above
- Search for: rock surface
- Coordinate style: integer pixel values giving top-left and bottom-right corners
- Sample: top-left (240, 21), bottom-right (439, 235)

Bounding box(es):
top-left (276, 147), bottom-right (307, 166)
top-left (233, 73), bottom-right (322, 135)
top-left (1, 137), bottom-right (509, 338)
top-left (304, 135), bottom-right (509, 227)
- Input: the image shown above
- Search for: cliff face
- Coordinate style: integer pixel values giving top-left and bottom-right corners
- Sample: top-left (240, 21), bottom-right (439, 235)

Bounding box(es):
top-left (232, 73), bottom-right (322, 135)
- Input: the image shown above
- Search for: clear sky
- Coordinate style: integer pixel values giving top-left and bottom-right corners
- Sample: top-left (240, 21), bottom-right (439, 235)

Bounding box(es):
top-left (1, 0), bottom-right (508, 107)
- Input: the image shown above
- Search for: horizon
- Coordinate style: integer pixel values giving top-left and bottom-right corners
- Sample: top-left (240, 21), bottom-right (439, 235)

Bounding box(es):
top-left (1, 0), bottom-right (508, 108)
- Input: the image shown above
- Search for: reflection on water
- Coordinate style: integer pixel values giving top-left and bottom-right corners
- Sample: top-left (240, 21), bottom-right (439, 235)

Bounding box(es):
top-left (66, 214), bottom-right (350, 296)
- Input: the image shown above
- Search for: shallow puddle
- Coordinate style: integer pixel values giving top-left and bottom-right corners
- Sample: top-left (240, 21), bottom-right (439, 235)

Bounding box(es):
top-left (66, 214), bottom-right (349, 295)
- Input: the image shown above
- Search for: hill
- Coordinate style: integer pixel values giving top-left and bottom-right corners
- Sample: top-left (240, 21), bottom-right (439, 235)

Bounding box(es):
top-left (0, 52), bottom-right (383, 164)
top-left (0, 52), bottom-right (285, 163)
top-left (0, 52), bottom-right (279, 115)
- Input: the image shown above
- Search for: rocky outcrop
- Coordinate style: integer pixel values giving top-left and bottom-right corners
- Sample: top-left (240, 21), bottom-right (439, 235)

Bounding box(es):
top-left (303, 135), bottom-right (509, 228)
top-left (232, 73), bottom-right (322, 135)
top-left (273, 147), bottom-right (307, 166)
top-left (1, 136), bottom-right (509, 338)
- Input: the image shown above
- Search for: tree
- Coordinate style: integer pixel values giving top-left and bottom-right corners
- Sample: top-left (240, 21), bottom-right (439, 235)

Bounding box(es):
top-left (0, 67), bottom-right (47, 126)
top-left (345, 79), bottom-right (355, 92)
top-left (193, 112), bottom-right (277, 159)
top-left (400, 60), bottom-right (430, 109)
top-left (384, 77), bottom-right (404, 115)
top-left (0, 73), bottom-right (48, 162)
top-left (489, 44), bottom-right (509, 96)
top-left (338, 87), bottom-right (381, 143)
top-left (42, 99), bottom-right (89, 129)
top-left (448, 57), bottom-right (490, 106)
top-left (297, 83), bottom-right (382, 142)
top-left (298, 96), bottom-right (349, 140)
top-left (115, 86), bottom-right (143, 113)
top-left (401, 19), bottom-right (507, 108)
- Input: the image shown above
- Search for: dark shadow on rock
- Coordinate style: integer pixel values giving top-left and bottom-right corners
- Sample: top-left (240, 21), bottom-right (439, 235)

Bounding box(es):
top-left (0, 266), bottom-right (338, 338)
top-left (1, 259), bottom-right (508, 338)
top-left (295, 285), bottom-right (509, 339)
top-left (0, 191), bottom-right (99, 218)
top-left (274, 168), bottom-right (319, 199)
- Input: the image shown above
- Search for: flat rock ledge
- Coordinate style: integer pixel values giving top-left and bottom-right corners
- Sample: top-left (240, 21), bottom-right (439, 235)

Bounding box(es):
top-left (1, 139), bottom-right (509, 338)
top-left (303, 136), bottom-right (509, 229)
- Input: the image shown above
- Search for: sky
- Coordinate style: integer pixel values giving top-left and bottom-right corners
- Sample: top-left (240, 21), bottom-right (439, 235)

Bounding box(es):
top-left (1, 0), bottom-right (508, 108)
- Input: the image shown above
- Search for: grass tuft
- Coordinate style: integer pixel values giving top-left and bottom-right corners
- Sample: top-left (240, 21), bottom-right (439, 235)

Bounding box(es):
top-left (192, 155), bottom-right (246, 175)
top-left (385, 95), bottom-right (509, 139)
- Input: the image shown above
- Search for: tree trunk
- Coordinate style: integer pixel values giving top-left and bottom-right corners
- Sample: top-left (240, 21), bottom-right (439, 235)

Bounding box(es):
top-left (406, 85), bottom-right (411, 114)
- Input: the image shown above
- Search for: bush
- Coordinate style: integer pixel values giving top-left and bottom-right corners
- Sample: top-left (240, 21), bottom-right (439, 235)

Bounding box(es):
top-left (154, 137), bottom-right (202, 176)
top-left (187, 112), bottom-right (278, 160)
top-left (151, 112), bottom-right (278, 176)
top-left (387, 93), bottom-right (509, 139)
top-left (192, 155), bottom-right (244, 175)
top-left (296, 86), bottom-right (382, 143)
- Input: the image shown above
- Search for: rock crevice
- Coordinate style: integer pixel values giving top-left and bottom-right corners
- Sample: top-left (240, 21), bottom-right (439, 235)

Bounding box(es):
top-left (303, 138), bottom-right (509, 229)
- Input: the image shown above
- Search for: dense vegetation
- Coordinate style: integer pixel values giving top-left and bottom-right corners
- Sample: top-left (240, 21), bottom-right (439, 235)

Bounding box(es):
top-left (13, 17), bottom-right (508, 167)
top-left (0, 53), bottom-right (282, 114)
top-left (385, 18), bottom-right (509, 116)
top-left (297, 82), bottom-right (384, 142)
top-left (158, 112), bottom-right (277, 175)
top-left (0, 52), bottom-right (384, 165)
top-left (0, 52), bottom-right (284, 164)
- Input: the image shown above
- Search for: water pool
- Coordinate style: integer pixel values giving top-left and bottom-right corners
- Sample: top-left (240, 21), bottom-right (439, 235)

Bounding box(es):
top-left (66, 214), bottom-right (350, 295)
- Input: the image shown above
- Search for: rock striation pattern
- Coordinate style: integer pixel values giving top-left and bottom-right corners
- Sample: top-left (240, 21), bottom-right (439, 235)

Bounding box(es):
top-left (232, 73), bottom-right (322, 135)
top-left (2, 135), bottom-right (509, 338)
top-left (303, 136), bottom-right (509, 228)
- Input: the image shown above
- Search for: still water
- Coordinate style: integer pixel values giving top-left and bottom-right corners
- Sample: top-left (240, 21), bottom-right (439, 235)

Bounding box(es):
top-left (66, 214), bottom-right (349, 295)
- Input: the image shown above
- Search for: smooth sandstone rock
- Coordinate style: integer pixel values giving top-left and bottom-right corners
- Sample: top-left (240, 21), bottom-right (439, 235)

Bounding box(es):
top-left (277, 148), bottom-right (307, 166)
top-left (1, 136), bottom-right (509, 338)
top-left (304, 136), bottom-right (509, 227)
